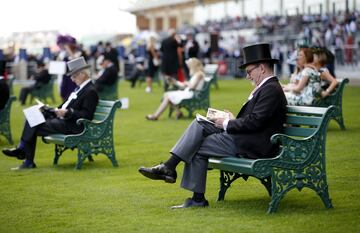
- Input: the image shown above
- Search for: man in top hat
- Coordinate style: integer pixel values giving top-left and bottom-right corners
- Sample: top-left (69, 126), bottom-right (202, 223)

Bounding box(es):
top-left (139, 43), bottom-right (287, 208)
top-left (2, 57), bottom-right (99, 170)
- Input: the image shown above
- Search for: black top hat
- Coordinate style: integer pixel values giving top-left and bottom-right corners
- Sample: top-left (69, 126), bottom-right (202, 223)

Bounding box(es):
top-left (66, 57), bottom-right (91, 76)
top-left (239, 43), bottom-right (278, 69)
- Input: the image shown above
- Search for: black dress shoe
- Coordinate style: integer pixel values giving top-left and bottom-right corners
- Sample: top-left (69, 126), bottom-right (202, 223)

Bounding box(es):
top-left (171, 198), bottom-right (209, 209)
top-left (2, 147), bottom-right (26, 160)
top-left (138, 163), bottom-right (177, 183)
top-left (10, 162), bottom-right (37, 171)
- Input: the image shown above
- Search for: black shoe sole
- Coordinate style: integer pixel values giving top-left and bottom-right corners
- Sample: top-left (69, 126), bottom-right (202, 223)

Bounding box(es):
top-left (2, 151), bottom-right (26, 160)
top-left (138, 169), bottom-right (176, 183)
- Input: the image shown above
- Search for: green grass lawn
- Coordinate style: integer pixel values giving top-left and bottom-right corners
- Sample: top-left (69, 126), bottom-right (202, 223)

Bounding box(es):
top-left (0, 79), bottom-right (359, 233)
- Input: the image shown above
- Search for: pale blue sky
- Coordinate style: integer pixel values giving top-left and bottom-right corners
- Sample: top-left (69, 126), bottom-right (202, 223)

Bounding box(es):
top-left (0, 0), bottom-right (136, 38)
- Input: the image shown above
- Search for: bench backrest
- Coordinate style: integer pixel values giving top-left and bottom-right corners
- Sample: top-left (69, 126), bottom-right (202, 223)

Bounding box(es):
top-left (193, 77), bottom-right (212, 99)
top-left (267, 105), bottom-right (335, 170)
top-left (97, 77), bottom-right (120, 101)
top-left (0, 95), bottom-right (16, 124)
top-left (283, 105), bottom-right (330, 138)
top-left (314, 78), bottom-right (349, 108)
top-left (6, 75), bottom-right (15, 95)
top-left (32, 77), bottom-right (55, 97)
top-left (92, 99), bottom-right (122, 122)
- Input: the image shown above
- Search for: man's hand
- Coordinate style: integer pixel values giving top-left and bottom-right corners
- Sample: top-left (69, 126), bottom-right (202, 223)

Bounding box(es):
top-left (210, 117), bottom-right (226, 129)
top-left (55, 108), bottom-right (67, 118)
top-left (223, 109), bottom-right (235, 119)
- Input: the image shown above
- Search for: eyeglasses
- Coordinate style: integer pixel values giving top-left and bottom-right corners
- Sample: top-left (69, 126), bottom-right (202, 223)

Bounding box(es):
top-left (245, 65), bottom-right (259, 76)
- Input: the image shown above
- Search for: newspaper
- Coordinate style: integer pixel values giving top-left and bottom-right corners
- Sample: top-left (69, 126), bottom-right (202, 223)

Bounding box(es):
top-left (196, 108), bottom-right (230, 124)
top-left (206, 108), bottom-right (230, 119)
top-left (23, 105), bottom-right (45, 128)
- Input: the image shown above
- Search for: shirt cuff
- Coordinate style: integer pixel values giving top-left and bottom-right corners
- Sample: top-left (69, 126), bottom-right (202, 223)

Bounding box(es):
top-left (222, 119), bottom-right (230, 131)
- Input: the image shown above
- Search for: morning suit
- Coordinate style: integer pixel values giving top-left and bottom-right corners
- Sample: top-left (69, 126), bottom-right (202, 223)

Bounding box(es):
top-left (170, 77), bottom-right (287, 193)
top-left (94, 64), bottom-right (118, 92)
top-left (21, 81), bottom-right (99, 162)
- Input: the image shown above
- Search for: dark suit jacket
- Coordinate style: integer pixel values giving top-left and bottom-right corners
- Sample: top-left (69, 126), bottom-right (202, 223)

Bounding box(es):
top-left (160, 36), bottom-right (180, 75)
top-left (94, 65), bottom-right (118, 92)
top-left (227, 77), bottom-right (287, 159)
top-left (33, 69), bottom-right (51, 88)
top-left (58, 81), bottom-right (99, 132)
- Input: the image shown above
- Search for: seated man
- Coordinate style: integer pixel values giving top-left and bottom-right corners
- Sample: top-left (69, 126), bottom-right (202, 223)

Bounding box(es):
top-left (2, 57), bottom-right (99, 170)
top-left (19, 61), bottom-right (51, 105)
top-left (94, 55), bottom-right (118, 92)
top-left (139, 43), bottom-right (288, 208)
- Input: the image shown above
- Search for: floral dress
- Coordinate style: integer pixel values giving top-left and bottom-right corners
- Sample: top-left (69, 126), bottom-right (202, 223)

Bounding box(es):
top-left (285, 67), bottom-right (321, 106)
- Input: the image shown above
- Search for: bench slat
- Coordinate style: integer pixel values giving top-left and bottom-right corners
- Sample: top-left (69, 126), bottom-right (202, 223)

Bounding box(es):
top-left (43, 134), bottom-right (67, 145)
top-left (209, 157), bottom-right (255, 175)
top-left (98, 100), bottom-right (116, 107)
top-left (286, 115), bottom-right (322, 126)
top-left (93, 114), bottom-right (107, 121)
top-left (284, 127), bottom-right (317, 137)
top-left (95, 106), bottom-right (112, 114)
top-left (287, 106), bottom-right (327, 115)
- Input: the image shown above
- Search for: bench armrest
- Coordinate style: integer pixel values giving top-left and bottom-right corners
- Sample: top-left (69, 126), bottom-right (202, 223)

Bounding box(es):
top-left (76, 118), bottom-right (94, 127)
top-left (75, 118), bottom-right (107, 139)
top-left (256, 133), bottom-right (319, 170)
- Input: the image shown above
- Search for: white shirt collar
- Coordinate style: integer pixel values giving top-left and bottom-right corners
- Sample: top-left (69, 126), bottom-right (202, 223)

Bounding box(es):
top-left (76, 79), bottom-right (92, 93)
top-left (248, 76), bottom-right (275, 100)
top-left (61, 79), bottom-right (91, 110)
top-left (256, 75), bottom-right (274, 90)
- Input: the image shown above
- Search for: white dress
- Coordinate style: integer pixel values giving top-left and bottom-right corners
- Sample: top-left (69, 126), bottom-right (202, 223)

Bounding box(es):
top-left (166, 74), bottom-right (205, 105)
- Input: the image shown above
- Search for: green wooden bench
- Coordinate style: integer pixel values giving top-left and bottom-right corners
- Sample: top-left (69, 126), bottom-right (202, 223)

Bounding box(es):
top-left (29, 77), bottom-right (56, 104)
top-left (6, 75), bottom-right (15, 95)
top-left (208, 105), bottom-right (335, 213)
top-left (204, 64), bottom-right (219, 89)
top-left (313, 78), bottom-right (349, 130)
top-left (97, 77), bottom-right (120, 101)
top-left (0, 96), bottom-right (16, 144)
top-left (42, 100), bottom-right (122, 169)
top-left (168, 78), bottom-right (211, 118)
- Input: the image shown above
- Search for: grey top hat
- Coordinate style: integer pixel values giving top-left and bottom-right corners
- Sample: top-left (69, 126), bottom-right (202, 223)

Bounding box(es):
top-left (66, 57), bottom-right (91, 76)
top-left (239, 43), bottom-right (279, 69)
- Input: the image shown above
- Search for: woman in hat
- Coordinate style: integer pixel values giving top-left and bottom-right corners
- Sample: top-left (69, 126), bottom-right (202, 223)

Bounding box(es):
top-left (146, 58), bottom-right (205, 120)
top-left (283, 47), bottom-right (321, 106)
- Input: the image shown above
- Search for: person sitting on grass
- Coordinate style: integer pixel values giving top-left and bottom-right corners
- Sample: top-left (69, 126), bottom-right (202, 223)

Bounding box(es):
top-left (146, 57), bottom-right (205, 121)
